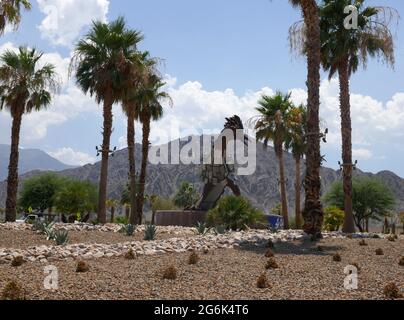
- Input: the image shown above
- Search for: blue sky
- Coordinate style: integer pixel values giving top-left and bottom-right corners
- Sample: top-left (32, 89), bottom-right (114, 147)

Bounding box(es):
top-left (0, 0), bottom-right (404, 177)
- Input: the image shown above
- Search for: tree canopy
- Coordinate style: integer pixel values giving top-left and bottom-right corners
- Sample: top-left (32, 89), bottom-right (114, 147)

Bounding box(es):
top-left (324, 177), bottom-right (395, 232)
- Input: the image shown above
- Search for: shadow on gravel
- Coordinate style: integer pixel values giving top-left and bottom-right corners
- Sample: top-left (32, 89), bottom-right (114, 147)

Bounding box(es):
top-left (236, 239), bottom-right (345, 257)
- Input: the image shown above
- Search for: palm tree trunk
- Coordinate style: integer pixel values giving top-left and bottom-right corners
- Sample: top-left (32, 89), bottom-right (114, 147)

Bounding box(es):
top-left (338, 58), bottom-right (356, 234)
top-left (127, 112), bottom-right (139, 225)
top-left (136, 116), bottom-right (151, 225)
top-left (110, 206), bottom-right (115, 223)
top-left (294, 155), bottom-right (302, 229)
top-left (5, 111), bottom-right (23, 222)
top-left (277, 145), bottom-right (289, 229)
top-left (97, 95), bottom-right (113, 224)
top-left (300, 0), bottom-right (324, 238)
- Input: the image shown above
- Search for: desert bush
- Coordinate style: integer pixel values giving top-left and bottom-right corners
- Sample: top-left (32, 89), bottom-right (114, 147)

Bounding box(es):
top-left (76, 261), bottom-right (89, 273)
top-left (375, 248), bottom-right (384, 256)
top-left (188, 251), bottom-right (200, 265)
top-left (144, 225), bottom-right (157, 241)
top-left (323, 206), bottom-right (345, 231)
top-left (384, 283), bottom-right (402, 299)
top-left (125, 249), bottom-right (136, 260)
top-left (120, 224), bottom-right (136, 236)
top-left (115, 216), bottom-right (129, 225)
top-left (1, 281), bottom-right (26, 300)
top-left (257, 274), bottom-right (270, 289)
top-left (11, 256), bottom-right (24, 267)
top-left (265, 258), bottom-right (279, 270)
top-left (173, 182), bottom-right (199, 209)
top-left (207, 195), bottom-right (266, 231)
top-left (333, 253), bottom-right (342, 262)
top-left (163, 266), bottom-right (177, 280)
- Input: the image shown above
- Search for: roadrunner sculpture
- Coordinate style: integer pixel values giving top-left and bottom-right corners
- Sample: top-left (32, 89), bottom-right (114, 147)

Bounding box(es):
top-left (192, 115), bottom-right (248, 211)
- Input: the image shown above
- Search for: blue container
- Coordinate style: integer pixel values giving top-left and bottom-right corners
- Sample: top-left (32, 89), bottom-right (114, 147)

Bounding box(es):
top-left (267, 215), bottom-right (284, 230)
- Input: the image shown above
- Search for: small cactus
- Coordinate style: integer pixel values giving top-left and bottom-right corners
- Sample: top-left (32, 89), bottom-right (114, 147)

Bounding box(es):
top-left (1, 281), bottom-right (26, 300)
top-left (383, 283), bottom-right (402, 299)
top-left (188, 251), bottom-right (200, 265)
top-left (120, 224), bottom-right (136, 236)
top-left (76, 261), bottom-right (89, 273)
top-left (11, 256), bottom-right (24, 267)
top-left (265, 258), bottom-right (279, 270)
top-left (375, 248), bottom-right (384, 256)
top-left (54, 230), bottom-right (69, 245)
top-left (359, 239), bottom-right (367, 246)
top-left (125, 249), bottom-right (136, 260)
top-left (163, 266), bottom-right (177, 280)
top-left (257, 274), bottom-right (270, 289)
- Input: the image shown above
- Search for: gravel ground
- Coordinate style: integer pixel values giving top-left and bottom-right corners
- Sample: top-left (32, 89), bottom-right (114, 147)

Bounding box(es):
top-left (1, 237), bottom-right (402, 300)
top-left (0, 229), bottom-right (192, 250)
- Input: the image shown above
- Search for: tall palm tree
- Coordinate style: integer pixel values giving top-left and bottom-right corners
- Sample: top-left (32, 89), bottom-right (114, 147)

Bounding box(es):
top-left (71, 17), bottom-right (144, 224)
top-left (319, 0), bottom-right (397, 234)
top-left (285, 104), bottom-right (307, 229)
top-left (121, 51), bottom-right (155, 225)
top-left (252, 92), bottom-right (293, 229)
top-left (0, 47), bottom-right (59, 222)
top-left (0, 0), bottom-right (31, 35)
top-left (289, 0), bottom-right (324, 238)
top-left (134, 74), bottom-right (172, 224)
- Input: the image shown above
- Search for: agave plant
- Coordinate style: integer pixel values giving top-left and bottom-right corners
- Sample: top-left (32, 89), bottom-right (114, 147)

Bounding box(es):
top-left (144, 225), bottom-right (157, 241)
top-left (120, 224), bottom-right (136, 236)
top-left (213, 225), bottom-right (227, 235)
top-left (195, 222), bottom-right (209, 235)
top-left (53, 230), bottom-right (69, 245)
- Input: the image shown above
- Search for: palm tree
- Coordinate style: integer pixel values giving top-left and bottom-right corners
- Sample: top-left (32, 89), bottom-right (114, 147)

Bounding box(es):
top-left (71, 17), bottom-right (144, 224)
top-left (289, 0), bottom-right (324, 238)
top-left (121, 51), bottom-right (155, 225)
top-left (106, 199), bottom-right (118, 223)
top-left (134, 74), bottom-right (172, 224)
top-left (0, 0), bottom-right (31, 35)
top-left (285, 105), bottom-right (307, 229)
top-left (252, 92), bottom-right (293, 229)
top-left (318, 0), bottom-right (397, 234)
top-left (0, 47), bottom-right (59, 221)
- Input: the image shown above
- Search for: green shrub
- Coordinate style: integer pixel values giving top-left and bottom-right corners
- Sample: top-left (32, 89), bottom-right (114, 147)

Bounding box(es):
top-left (115, 216), bottom-right (129, 225)
top-left (207, 196), bottom-right (265, 231)
top-left (173, 182), bottom-right (199, 208)
top-left (323, 206), bottom-right (345, 232)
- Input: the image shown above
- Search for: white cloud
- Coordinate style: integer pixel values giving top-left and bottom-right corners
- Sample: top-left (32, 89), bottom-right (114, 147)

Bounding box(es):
top-left (353, 148), bottom-right (373, 160)
top-left (37, 0), bottom-right (110, 47)
top-left (49, 147), bottom-right (95, 166)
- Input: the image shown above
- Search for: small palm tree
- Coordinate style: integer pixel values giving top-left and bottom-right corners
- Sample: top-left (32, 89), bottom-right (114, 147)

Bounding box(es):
top-left (285, 105), bottom-right (307, 229)
top-left (134, 73), bottom-right (172, 224)
top-left (288, 0), bottom-right (324, 238)
top-left (0, 0), bottom-right (31, 35)
top-left (71, 17), bottom-right (144, 224)
top-left (318, 0), bottom-right (397, 234)
top-left (106, 199), bottom-right (118, 223)
top-left (251, 92), bottom-right (293, 229)
top-left (0, 47), bottom-right (59, 221)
